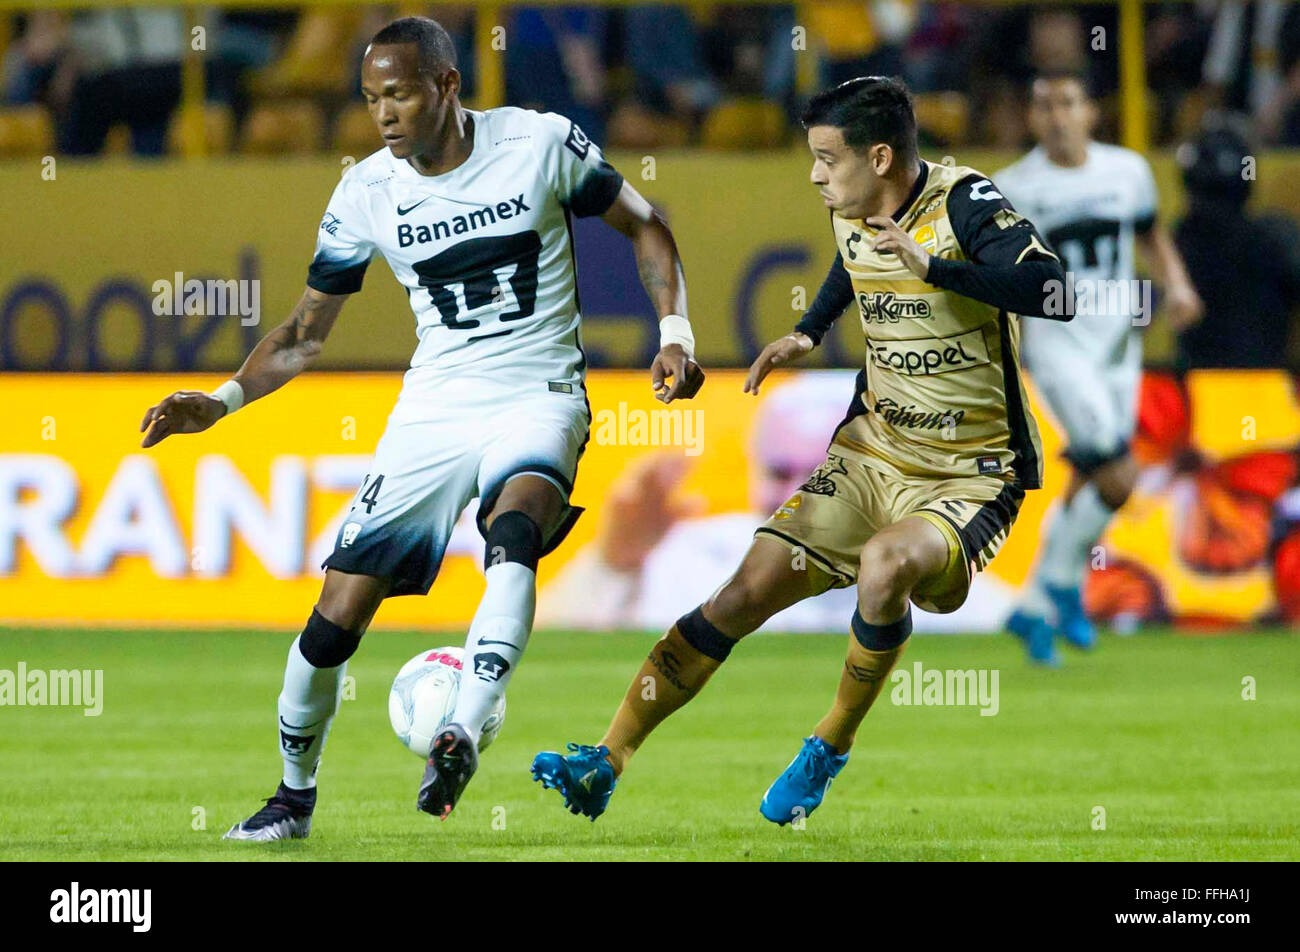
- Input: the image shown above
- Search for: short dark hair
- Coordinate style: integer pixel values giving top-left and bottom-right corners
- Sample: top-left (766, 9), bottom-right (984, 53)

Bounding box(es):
top-left (1031, 67), bottom-right (1095, 100)
top-left (369, 16), bottom-right (457, 74)
top-left (800, 76), bottom-right (918, 165)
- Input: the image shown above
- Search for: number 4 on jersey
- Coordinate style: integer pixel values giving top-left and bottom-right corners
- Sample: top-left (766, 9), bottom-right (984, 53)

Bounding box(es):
top-left (355, 473), bottom-right (384, 514)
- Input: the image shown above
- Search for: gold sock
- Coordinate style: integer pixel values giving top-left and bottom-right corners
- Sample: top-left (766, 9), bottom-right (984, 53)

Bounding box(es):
top-left (813, 636), bottom-right (907, 753)
top-left (599, 625), bottom-right (722, 776)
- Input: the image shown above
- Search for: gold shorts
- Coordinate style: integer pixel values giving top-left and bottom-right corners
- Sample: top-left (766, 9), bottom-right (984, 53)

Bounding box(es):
top-left (755, 453), bottom-right (1025, 614)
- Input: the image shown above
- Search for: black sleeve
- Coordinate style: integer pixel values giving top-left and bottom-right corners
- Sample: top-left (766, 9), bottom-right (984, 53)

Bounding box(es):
top-left (306, 253), bottom-right (369, 295)
top-left (926, 173), bottom-right (1070, 320)
top-left (926, 257), bottom-right (1069, 319)
top-left (567, 160), bottom-right (625, 217)
top-left (794, 252), bottom-right (854, 345)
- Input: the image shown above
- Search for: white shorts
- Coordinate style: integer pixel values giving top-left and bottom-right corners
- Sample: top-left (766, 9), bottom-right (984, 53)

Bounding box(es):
top-left (323, 376), bottom-right (591, 596)
top-left (1022, 319), bottom-right (1141, 474)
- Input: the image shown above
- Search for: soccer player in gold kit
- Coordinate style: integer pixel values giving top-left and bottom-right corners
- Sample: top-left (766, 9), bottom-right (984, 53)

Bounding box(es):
top-left (533, 76), bottom-right (1071, 824)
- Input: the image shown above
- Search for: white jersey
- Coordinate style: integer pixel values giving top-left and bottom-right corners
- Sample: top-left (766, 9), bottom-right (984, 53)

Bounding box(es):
top-left (307, 106), bottom-right (624, 395)
top-left (996, 142), bottom-right (1157, 364)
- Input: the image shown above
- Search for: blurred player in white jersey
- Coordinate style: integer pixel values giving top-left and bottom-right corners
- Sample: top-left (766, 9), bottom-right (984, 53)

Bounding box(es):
top-left (138, 16), bottom-right (703, 836)
top-left (997, 70), bottom-right (1201, 665)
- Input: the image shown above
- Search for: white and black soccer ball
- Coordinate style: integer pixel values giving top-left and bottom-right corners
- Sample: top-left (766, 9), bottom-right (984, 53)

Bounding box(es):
top-left (388, 647), bottom-right (506, 757)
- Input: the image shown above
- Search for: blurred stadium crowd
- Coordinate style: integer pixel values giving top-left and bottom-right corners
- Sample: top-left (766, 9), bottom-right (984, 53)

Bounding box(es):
top-left (2, 2), bottom-right (1300, 157)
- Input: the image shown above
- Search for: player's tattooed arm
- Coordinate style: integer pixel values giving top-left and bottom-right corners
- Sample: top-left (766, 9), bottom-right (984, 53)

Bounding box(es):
top-left (601, 180), bottom-right (705, 403)
top-left (139, 287), bottom-right (348, 447)
top-left (232, 287), bottom-right (349, 403)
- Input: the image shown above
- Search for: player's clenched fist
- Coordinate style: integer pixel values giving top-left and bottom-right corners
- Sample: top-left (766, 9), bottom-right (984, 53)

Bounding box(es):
top-left (744, 332), bottom-right (813, 395)
top-left (650, 343), bottom-right (705, 404)
top-left (139, 390), bottom-right (226, 447)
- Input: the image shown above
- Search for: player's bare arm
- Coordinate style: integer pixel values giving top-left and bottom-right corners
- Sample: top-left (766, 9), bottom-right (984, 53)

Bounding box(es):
top-left (744, 332), bottom-right (814, 395)
top-left (1136, 223), bottom-right (1203, 331)
top-left (139, 287), bottom-right (347, 447)
top-left (601, 180), bottom-right (705, 404)
top-left (746, 250), bottom-right (851, 394)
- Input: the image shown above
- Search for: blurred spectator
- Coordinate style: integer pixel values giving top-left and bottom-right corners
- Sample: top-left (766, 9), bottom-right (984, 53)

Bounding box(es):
top-left (208, 8), bottom-right (298, 122)
top-left (807, 0), bottom-right (915, 88)
top-left (59, 9), bottom-right (184, 156)
top-left (2, 12), bottom-right (70, 107)
top-left (1203, 0), bottom-right (1298, 116)
top-left (623, 4), bottom-right (719, 122)
top-left (970, 4), bottom-right (1119, 148)
top-left (904, 3), bottom-right (973, 93)
top-left (1173, 115), bottom-right (1300, 371)
top-left (1256, 2), bottom-right (1300, 143)
top-left (703, 3), bottom-right (796, 104)
top-left (1146, 3), bottom-right (1211, 143)
top-left (506, 7), bottom-right (609, 141)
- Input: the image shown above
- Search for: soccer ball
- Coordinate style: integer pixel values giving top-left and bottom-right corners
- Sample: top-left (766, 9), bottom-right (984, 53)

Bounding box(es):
top-left (388, 647), bottom-right (506, 757)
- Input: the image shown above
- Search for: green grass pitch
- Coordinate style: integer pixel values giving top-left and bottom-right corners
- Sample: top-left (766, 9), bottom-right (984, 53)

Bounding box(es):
top-left (0, 626), bottom-right (1295, 861)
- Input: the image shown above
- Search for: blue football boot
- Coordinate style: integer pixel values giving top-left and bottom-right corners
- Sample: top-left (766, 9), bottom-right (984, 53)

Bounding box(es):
top-left (1044, 583), bottom-right (1098, 650)
top-left (759, 736), bottom-right (848, 826)
top-left (1006, 607), bottom-right (1062, 667)
top-left (531, 743), bottom-right (617, 821)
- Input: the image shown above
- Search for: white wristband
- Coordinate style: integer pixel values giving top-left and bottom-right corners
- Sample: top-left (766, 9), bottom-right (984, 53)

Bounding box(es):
top-left (659, 314), bottom-right (695, 359)
top-left (211, 380), bottom-right (244, 417)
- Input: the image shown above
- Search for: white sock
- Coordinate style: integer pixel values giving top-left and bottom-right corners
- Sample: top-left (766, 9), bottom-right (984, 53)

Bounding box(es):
top-left (1036, 482), bottom-right (1117, 590)
top-left (277, 635), bottom-right (346, 790)
top-left (452, 561), bottom-right (535, 745)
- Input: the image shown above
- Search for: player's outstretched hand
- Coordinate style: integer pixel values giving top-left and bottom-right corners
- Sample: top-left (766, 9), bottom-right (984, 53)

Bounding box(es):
top-left (744, 332), bottom-right (813, 395)
top-left (865, 216), bottom-right (931, 278)
top-left (139, 390), bottom-right (226, 448)
top-left (651, 343), bottom-right (705, 404)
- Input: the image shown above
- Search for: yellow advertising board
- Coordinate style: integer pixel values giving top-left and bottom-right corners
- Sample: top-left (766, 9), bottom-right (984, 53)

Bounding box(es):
top-left (2, 368), bottom-right (1296, 630)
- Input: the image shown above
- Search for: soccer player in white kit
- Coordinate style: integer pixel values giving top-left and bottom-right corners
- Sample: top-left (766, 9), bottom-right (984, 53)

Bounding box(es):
top-left (138, 17), bottom-right (704, 837)
top-left (996, 70), bottom-right (1201, 665)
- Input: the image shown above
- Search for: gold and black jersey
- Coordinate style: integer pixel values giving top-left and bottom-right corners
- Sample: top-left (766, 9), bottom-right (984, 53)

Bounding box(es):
top-left (813, 160), bottom-right (1058, 491)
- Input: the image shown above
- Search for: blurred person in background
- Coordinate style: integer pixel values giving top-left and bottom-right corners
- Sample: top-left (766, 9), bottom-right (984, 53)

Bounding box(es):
top-left (970, 5), bottom-right (1119, 148)
top-left (1146, 2), bottom-right (1212, 144)
top-left (1256, 3), bottom-right (1300, 144)
top-left (703, 3), bottom-right (797, 105)
top-left (1, 11), bottom-right (70, 107)
top-left (621, 4), bottom-right (719, 128)
top-left (208, 7), bottom-right (299, 123)
top-left (998, 69), bottom-right (1202, 666)
top-left (506, 6), bottom-right (609, 142)
top-left (902, 2), bottom-right (973, 94)
top-left (807, 0), bottom-right (915, 89)
top-left (1174, 115), bottom-right (1300, 370)
top-left (1202, 0), bottom-right (1300, 118)
top-left (538, 375), bottom-right (860, 633)
top-left (58, 7), bottom-right (184, 156)
top-left (537, 373), bottom-right (1015, 633)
